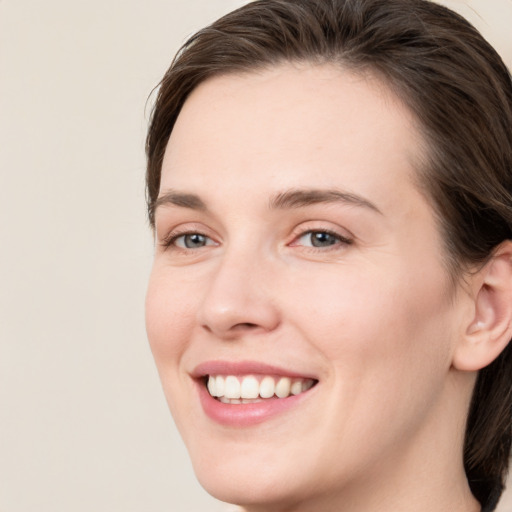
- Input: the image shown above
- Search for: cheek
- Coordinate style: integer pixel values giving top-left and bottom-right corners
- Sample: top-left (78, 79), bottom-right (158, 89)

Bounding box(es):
top-left (145, 267), bottom-right (202, 432)
top-left (301, 266), bottom-right (456, 460)
top-left (145, 266), bottom-right (198, 369)
top-left (289, 260), bottom-right (455, 405)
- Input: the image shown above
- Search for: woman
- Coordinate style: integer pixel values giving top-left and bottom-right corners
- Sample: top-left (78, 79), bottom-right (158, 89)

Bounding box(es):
top-left (144, 0), bottom-right (512, 510)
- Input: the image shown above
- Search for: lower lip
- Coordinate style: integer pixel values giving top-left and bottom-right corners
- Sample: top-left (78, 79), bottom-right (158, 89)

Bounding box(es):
top-left (196, 381), bottom-right (314, 427)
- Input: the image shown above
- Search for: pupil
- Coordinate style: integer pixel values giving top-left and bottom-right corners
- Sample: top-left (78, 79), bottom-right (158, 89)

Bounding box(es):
top-left (185, 234), bottom-right (206, 248)
top-left (312, 232), bottom-right (336, 247)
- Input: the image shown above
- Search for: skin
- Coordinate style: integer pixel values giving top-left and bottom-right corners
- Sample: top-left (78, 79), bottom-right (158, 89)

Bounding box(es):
top-left (146, 64), bottom-right (482, 512)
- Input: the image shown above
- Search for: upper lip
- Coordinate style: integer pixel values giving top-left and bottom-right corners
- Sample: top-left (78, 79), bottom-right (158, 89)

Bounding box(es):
top-left (191, 360), bottom-right (319, 380)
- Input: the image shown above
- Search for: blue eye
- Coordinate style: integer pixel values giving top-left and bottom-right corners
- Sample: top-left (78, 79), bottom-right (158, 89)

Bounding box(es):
top-left (297, 230), bottom-right (351, 248)
top-left (173, 233), bottom-right (215, 249)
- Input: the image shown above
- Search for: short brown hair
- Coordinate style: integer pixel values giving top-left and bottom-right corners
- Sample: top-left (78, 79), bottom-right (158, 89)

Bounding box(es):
top-left (145, 1), bottom-right (512, 509)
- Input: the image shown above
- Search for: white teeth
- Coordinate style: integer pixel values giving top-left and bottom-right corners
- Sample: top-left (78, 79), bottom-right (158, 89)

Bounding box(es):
top-left (214, 375), bottom-right (225, 397)
top-left (206, 374), bottom-right (316, 400)
top-left (240, 375), bottom-right (259, 399)
top-left (275, 377), bottom-right (291, 398)
top-left (242, 398), bottom-right (262, 404)
top-left (259, 376), bottom-right (275, 398)
top-left (291, 380), bottom-right (303, 396)
top-left (224, 376), bottom-right (241, 399)
top-left (207, 377), bottom-right (216, 396)
top-left (219, 397), bottom-right (264, 404)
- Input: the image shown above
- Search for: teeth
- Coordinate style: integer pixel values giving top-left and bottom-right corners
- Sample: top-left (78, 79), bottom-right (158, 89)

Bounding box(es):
top-left (214, 376), bottom-right (224, 397)
top-left (219, 397), bottom-right (264, 404)
top-left (224, 376), bottom-right (241, 399)
top-left (240, 375), bottom-right (259, 399)
top-left (207, 377), bottom-right (216, 396)
top-left (302, 379), bottom-right (314, 392)
top-left (259, 376), bottom-right (275, 398)
top-left (275, 377), bottom-right (291, 398)
top-left (290, 380), bottom-right (303, 396)
top-left (206, 374), bottom-right (316, 400)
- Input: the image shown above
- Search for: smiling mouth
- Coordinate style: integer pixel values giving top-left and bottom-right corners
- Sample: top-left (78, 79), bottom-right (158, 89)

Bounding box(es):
top-left (205, 374), bottom-right (318, 404)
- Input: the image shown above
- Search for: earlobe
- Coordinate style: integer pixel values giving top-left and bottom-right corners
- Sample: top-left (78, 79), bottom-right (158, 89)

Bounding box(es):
top-left (453, 242), bottom-right (512, 371)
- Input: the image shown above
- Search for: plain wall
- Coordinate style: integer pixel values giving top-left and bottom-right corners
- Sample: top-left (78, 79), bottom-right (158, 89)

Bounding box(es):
top-left (1, 1), bottom-right (511, 511)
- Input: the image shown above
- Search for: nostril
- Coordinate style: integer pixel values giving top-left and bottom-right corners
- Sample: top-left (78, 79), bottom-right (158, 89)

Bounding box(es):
top-left (201, 322), bottom-right (257, 333)
top-left (201, 321), bottom-right (266, 339)
top-left (234, 322), bottom-right (259, 330)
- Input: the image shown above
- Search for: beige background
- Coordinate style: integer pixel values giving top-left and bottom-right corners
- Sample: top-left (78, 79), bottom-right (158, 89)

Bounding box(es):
top-left (1, 1), bottom-right (511, 511)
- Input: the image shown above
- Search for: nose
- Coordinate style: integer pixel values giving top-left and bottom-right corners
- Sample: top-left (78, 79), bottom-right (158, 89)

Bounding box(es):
top-left (197, 251), bottom-right (281, 339)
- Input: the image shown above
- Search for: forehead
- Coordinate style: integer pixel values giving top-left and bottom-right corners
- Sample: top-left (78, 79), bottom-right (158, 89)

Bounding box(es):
top-left (161, 63), bottom-right (425, 214)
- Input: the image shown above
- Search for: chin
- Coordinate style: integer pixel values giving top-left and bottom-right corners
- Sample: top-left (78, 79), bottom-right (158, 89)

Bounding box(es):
top-left (185, 438), bottom-right (317, 508)
top-left (196, 469), bottom-right (310, 510)
top-left (183, 427), bottom-right (353, 512)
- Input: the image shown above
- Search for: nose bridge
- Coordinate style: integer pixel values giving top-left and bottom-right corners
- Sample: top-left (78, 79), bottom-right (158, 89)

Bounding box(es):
top-left (197, 242), bottom-right (279, 338)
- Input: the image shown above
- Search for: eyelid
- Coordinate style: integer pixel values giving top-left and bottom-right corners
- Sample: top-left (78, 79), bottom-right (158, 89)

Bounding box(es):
top-left (158, 221), bottom-right (353, 252)
top-left (159, 224), bottom-right (218, 249)
top-left (174, 233), bottom-right (216, 249)
top-left (290, 231), bottom-right (353, 251)
top-left (288, 223), bottom-right (354, 247)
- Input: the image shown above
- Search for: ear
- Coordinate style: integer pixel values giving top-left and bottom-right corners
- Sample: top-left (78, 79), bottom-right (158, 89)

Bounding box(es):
top-left (453, 241), bottom-right (512, 371)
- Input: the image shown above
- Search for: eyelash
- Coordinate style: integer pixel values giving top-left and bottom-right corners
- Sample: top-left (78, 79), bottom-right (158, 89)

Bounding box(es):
top-left (161, 227), bottom-right (353, 253)
top-left (290, 228), bottom-right (353, 251)
top-left (160, 229), bottom-right (214, 250)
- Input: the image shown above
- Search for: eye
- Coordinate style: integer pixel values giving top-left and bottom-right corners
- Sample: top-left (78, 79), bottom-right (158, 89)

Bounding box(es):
top-left (295, 230), bottom-right (352, 249)
top-left (162, 231), bottom-right (217, 250)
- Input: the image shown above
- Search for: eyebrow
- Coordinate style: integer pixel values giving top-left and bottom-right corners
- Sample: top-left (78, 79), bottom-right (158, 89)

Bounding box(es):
top-left (152, 187), bottom-right (382, 218)
top-left (269, 189), bottom-right (382, 214)
top-left (153, 190), bottom-right (208, 213)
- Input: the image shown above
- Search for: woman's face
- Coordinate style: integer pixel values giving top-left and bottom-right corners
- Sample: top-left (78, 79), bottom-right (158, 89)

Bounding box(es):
top-left (146, 65), bottom-right (469, 509)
